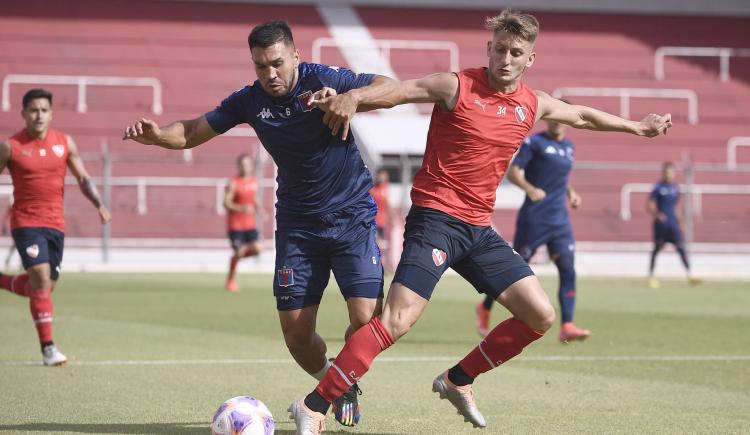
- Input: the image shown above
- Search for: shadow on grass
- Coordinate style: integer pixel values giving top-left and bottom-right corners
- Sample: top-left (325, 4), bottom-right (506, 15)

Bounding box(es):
top-left (0, 422), bottom-right (398, 435)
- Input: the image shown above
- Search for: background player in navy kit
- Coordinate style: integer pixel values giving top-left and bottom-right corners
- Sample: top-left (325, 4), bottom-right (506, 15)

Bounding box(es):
top-left (123, 21), bottom-right (389, 426)
top-left (647, 162), bottom-right (700, 288)
top-left (475, 119), bottom-right (590, 342)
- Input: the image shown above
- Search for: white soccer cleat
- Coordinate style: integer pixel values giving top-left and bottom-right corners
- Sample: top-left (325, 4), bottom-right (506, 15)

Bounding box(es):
top-left (288, 399), bottom-right (326, 435)
top-left (432, 371), bottom-right (486, 428)
top-left (42, 345), bottom-right (67, 366)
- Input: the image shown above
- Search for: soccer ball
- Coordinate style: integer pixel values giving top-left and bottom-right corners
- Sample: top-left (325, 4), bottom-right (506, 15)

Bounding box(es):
top-left (211, 396), bottom-right (275, 435)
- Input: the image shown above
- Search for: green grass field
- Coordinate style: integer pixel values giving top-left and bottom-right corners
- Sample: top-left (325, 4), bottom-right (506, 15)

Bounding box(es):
top-left (1, 273), bottom-right (749, 434)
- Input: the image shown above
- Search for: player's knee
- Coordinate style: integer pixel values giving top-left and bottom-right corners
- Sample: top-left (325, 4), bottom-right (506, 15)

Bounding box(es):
top-left (555, 255), bottom-right (576, 287)
top-left (527, 301), bottom-right (555, 333)
top-left (379, 310), bottom-right (412, 341)
top-left (282, 329), bottom-right (315, 355)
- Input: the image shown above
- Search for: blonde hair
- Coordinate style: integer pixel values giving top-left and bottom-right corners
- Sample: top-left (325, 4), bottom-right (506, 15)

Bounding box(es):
top-left (485, 9), bottom-right (539, 43)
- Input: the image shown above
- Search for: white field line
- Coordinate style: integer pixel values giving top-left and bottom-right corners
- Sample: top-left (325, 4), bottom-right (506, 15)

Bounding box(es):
top-left (2, 355), bottom-right (750, 367)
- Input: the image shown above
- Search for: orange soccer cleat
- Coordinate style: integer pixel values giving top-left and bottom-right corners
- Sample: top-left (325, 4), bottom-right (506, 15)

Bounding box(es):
top-left (475, 303), bottom-right (490, 338)
top-left (559, 322), bottom-right (591, 343)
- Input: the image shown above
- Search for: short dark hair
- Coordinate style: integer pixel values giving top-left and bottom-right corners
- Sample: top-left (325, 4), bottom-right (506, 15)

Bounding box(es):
top-left (248, 20), bottom-right (294, 49)
top-left (22, 88), bottom-right (52, 109)
top-left (663, 161), bottom-right (676, 170)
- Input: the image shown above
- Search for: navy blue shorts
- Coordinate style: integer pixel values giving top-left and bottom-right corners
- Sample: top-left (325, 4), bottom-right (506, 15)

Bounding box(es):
top-left (228, 229), bottom-right (259, 249)
top-left (273, 200), bottom-right (384, 311)
top-left (654, 221), bottom-right (683, 246)
top-left (393, 206), bottom-right (534, 301)
top-left (513, 220), bottom-right (575, 262)
top-left (11, 227), bottom-right (65, 281)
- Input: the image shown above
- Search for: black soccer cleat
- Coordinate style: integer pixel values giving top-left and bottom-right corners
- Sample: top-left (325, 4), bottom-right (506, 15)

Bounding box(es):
top-left (332, 383), bottom-right (362, 427)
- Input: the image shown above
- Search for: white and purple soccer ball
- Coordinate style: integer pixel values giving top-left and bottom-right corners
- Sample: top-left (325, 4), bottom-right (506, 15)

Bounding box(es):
top-left (211, 396), bottom-right (275, 435)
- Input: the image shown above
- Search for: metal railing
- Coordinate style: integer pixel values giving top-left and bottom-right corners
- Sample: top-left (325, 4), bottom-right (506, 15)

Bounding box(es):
top-left (619, 182), bottom-right (750, 221)
top-left (726, 136), bottom-right (750, 170)
top-left (2, 74), bottom-right (163, 114)
top-left (552, 87), bottom-right (699, 125)
top-left (654, 46), bottom-right (750, 82)
top-left (312, 37), bottom-right (460, 72)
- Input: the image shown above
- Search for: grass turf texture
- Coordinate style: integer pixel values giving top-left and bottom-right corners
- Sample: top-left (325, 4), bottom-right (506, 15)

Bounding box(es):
top-left (1, 273), bottom-right (749, 434)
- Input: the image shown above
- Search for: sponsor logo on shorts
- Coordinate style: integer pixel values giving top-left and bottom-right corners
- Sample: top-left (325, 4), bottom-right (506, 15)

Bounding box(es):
top-left (52, 144), bottom-right (65, 158)
top-left (432, 248), bottom-right (447, 267)
top-left (514, 105), bottom-right (528, 123)
top-left (277, 267), bottom-right (294, 287)
top-left (26, 244), bottom-right (39, 259)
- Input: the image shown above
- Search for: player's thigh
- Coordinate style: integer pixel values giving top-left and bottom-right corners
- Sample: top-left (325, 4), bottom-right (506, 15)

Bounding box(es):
top-left (453, 228), bottom-right (534, 301)
top-left (273, 228), bottom-right (332, 311)
top-left (379, 281), bottom-right (430, 340)
top-left (329, 218), bottom-right (384, 302)
top-left (392, 208), bottom-right (463, 300)
top-left (496, 275), bottom-right (555, 332)
top-left (44, 228), bottom-right (65, 282)
top-left (11, 228), bottom-right (53, 283)
top-left (547, 225), bottom-right (575, 262)
top-left (513, 221), bottom-right (549, 262)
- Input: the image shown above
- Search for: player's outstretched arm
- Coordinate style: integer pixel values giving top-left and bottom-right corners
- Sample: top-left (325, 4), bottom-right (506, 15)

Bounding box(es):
top-left (313, 73), bottom-right (459, 139)
top-left (122, 115), bottom-right (219, 149)
top-left (507, 164), bottom-right (546, 202)
top-left (536, 91), bottom-right (672, 137)
top-left (66, 135), bottom-right (111, 224)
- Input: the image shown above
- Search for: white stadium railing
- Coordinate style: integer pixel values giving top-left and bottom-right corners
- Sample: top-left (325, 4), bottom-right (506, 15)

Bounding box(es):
top-left (2, 74), bottom-right (163, 114)
top-left (552, 87), bottom-right (699, 125)
top-left (619, 182), bottom-right (750, 221)
top-left (654, 46), bottom-right (750, 82)
top-left (312, 37), bottom-right (460, 72)
top-left (726, 136), bottom-right (750, 170)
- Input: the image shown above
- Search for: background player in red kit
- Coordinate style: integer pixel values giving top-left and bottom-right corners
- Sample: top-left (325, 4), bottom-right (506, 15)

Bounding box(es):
top-left (369, 168), bottom-right (393, 272)
top-left (224, 153), bottom-right (262, 292)
top-left (0, 89), bottom-right (111, 366)
top-left (288, 9), bottom-right (672, 433)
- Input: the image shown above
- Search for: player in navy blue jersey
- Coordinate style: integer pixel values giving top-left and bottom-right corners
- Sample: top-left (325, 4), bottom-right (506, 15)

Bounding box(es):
top-left (475, 119), bottom-right (590, 342)
top-left (647, 162), bottom-right (700, 288)
top-left (123, 20), bottom-right (388, 427)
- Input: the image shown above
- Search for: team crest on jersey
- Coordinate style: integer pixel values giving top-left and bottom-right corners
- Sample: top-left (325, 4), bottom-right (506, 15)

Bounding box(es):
top-left (26, 244), bottom-right (39, 259)
top-left (277, 267), bottom-right (294, 287)
top-left (432, 248), bottom-right (447, 267)
top-left (297, 90), bottom-right (314, 112)
top-left (52, 144), bottom-right (65, 158)
top-left (514, 106), bottom-right (528, 123)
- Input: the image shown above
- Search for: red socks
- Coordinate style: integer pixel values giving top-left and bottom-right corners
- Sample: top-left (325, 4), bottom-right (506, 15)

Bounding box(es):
top-left (458, 317), bottom-right (544, 378)
top-left (30, 289), bottom-right (54, 343)
top-left (1, 273), bottom-right (30, 296)
top-left (316, 317), bottom-right (394, 402)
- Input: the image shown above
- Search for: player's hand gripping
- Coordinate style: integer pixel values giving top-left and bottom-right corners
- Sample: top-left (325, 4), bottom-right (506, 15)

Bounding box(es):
top-left (311, 87), bottom-right (359, 140)
top-left (568, 190), bottom-right (582, 209)
top-left (527, 187), bottom-right (546, 202)
top-left (639, 113), bottom-right (672, 137)
top-left (122, 118), bottom-right (163, 145)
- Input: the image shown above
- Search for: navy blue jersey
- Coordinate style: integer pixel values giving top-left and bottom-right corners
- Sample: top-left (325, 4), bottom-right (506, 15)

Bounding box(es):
top-left (206, 62), bottom-right (375, 217)
top-left (650, 181), bottom-right (680, 225)
top-left (514, 132), bottom-right (574, 224)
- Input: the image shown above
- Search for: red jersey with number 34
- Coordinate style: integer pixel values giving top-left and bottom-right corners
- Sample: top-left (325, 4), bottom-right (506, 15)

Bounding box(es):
top-left (7, 128), bottom-right (69, 232)
top-left (227, 176), bottom-right (257, 231)
top-left (411, 68), bottom-right (538, 226)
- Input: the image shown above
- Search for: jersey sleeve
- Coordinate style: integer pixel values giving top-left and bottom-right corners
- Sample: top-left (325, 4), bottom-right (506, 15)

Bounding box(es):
top-left (649, 185), bottom-right (660, 200)
top-left (512, 137), bottom-right (536, 169)
top-left (205, 87), bottom-right (252, 134)
top-left (312, 64), bottom-right (375, 94)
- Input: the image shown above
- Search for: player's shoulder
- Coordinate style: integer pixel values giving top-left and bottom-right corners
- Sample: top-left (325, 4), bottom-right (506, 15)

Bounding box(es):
top-left (303, 62), bottom-right (349, 76)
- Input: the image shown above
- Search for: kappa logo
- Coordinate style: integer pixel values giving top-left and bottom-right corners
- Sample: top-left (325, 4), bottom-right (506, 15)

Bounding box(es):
top-left (52, 144), bottom-right (65, 158)
top-left (474, 99), bottom-right (488, 112)
top-left (257, 107), bottom-right (274, 119)
top-left (544, 145), bottom-right (557, 154)
top-left (514, 105), bottom-right (528, 123)
top-left (26, 244), bottom-right (39, 259)
top-left (431, 248), bottom-right (447, 267)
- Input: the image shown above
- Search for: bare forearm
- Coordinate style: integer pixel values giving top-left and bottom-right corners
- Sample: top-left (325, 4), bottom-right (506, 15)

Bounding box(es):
top-left (79, 178), bottom-right (103, 208)
top-left (508, 167), bottom-right (535, 194)
top-left (575, 106), bottom-right (644, 135)
top-left (349, 76), bottom-right (404, 112)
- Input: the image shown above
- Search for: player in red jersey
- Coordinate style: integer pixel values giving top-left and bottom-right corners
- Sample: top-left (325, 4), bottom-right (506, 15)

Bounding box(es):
top-left (368, 168), bottom-right (393, 272)
top-left (0, 89), bottom-right (111, 366)
top-left (287, 9), bottom-right (672, 433)
top-left (224, 153), bottom-right (262, 292)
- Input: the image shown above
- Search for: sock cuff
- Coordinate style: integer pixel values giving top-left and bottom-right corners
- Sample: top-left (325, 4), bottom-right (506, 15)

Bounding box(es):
top-left (368, 317), bottom-right (395, 349)
top-left (510, 317), bottom-right (545, 339)
top-left (311, 359), bottom-right (332, 381)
